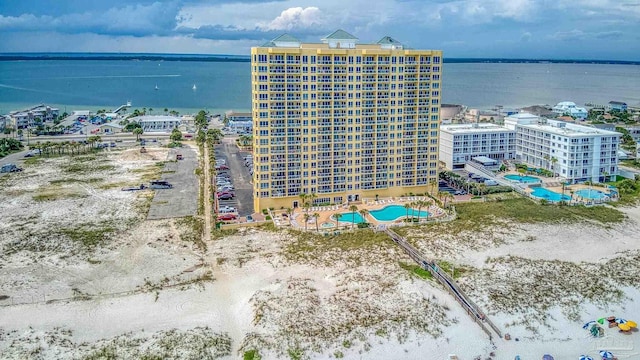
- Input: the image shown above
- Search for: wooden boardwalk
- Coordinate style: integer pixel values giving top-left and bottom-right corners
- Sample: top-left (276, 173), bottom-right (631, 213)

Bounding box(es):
top-left (383, 228), bottom-right (502, 340)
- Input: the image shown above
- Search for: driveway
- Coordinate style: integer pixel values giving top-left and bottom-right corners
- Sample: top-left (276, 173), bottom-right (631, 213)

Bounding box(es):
top-left (215, 138), bottom-right (253, 217)
top-left (147, 146), bottom-right (198, 220)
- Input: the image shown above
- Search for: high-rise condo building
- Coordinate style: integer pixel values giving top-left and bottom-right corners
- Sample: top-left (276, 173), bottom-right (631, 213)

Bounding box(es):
top-left (250, 30), bottom-right (442, 212)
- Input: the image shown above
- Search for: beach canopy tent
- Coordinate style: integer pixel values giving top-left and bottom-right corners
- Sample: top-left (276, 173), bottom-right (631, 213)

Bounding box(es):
top-left (471, 156), bottom-right (498, 166)
top-left (542, 355), bottom-right (555, 360)
top-left (600, 350), bottom-right (614, 359)
top-left (618, 323), bottom-right (631, 331)
top-left (579, 356), bottom-right (593, 360)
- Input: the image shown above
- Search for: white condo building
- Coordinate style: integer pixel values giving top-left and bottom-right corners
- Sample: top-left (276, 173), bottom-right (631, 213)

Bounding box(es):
top-left (439, 123), bottom-right (516, 169)
top-left (512, 117), bottom-right (620, 183)
top-left (440, 112), bottom-right (621, 183)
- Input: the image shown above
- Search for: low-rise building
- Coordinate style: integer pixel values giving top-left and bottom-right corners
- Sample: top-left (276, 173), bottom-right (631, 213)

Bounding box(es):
top-left (515, 119), bottom-right (620, 183)
top-left (608, 101), bottom-right (628, 112)
top-left (552, 101), bottom-right (588, 120)
top-left (439, 123), bottom-right (516, 170)
top-left (97, 123), bottom-right (124, 134)
top-left (9, 105), bottom-right (59, 129)
top-left (225, 111), bottom-right (252, 132)
top-left (131, 115), bottom-right (181, 132)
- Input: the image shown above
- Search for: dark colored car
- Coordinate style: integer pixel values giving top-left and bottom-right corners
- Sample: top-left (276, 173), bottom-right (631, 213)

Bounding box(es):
top-left (217, 193), bottom-right (234, 200)
top-left (216, 165), bottom-right (230, 170)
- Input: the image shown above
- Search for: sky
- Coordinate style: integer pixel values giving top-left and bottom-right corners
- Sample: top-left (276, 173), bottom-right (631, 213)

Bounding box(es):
top-left (0, 0), bottom-right (639, 60)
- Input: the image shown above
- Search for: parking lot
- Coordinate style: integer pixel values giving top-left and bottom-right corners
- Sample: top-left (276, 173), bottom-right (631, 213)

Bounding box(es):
top-left (214, 139), bottom-right (254, 217)
top-left (147, 147), bottom-right (198, 220)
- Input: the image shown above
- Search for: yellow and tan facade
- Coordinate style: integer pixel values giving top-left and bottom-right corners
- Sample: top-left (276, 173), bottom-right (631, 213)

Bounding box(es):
top-left (251, 30), bottom-right (442, 212)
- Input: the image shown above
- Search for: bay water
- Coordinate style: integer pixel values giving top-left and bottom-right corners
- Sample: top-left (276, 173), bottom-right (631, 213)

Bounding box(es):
top-left (1, 59), bottom-right (639, 115)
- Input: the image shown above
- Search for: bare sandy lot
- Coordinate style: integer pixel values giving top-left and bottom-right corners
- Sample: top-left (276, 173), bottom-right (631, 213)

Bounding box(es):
top-left (2, 149), bottom-right (640, 359)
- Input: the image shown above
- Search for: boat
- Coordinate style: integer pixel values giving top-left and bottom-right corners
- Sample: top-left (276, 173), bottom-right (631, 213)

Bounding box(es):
top-left (155, 84), bottom-right (159, 90)
top-left (192, 84), bottom-right (197, 91)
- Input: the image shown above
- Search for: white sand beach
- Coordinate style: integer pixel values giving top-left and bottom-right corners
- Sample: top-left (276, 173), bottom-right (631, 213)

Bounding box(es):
top-left (1, 148), bottom-right (640, 359)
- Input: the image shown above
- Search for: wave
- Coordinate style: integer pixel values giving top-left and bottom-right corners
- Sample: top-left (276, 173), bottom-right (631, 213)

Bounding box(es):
top-left (2, 75), bottom-right (182, 81)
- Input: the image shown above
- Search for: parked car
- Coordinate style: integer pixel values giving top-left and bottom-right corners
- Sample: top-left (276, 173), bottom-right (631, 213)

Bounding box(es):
top-left (176, 154), bottom-right (183, 160)
top-left (216, 180), bottom-right (232, 186)
top-left (246, 215), bottom-right (254, 223)
top-left (216, 165), bottom-right (230, 170)
top-left (484, 179), bottom-right (498, 186)
top-left (149, 180), bottom-right (172, 189)
top-left (218, 213), bottom-right (237, 221)
top-left (217, 190), bottom-right (235, 196)
top-left (219, 185), bottom-right (234, 191)
top-left (454, 190), bottom-right (466, 195)
top-left (217, 193), bottom-right (234, 200)
top-left (24, 151), bottom-right (35, 158)
top-left (1, 164), bottom-right (23, 173)
top-left (219, 206), bottom-right (236, 213)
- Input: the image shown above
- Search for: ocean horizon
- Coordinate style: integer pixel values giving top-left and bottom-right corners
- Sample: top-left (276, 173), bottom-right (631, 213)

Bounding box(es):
top-left (1, 57), bottom-right (639, 115)
top-left (1, 52), bottom-right (639, 65)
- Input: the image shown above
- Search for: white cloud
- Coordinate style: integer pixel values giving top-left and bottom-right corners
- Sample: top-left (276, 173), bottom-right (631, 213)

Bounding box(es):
top-left (266, 7), bottom-right (323, 31)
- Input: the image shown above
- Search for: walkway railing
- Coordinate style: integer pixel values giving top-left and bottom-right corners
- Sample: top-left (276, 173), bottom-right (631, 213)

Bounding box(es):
top-left (382, 228), bottom-right (502, 340)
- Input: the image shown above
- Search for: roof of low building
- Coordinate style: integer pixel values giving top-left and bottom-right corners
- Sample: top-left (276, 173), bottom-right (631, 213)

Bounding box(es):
top-left (272, 33), bottom-right (300, 43)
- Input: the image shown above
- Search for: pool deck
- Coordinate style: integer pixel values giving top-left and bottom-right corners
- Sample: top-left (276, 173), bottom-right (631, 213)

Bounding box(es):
top-left (501, 171), bottom-right (617, 204)
top-left (273, 197), bottom-right (447, 232)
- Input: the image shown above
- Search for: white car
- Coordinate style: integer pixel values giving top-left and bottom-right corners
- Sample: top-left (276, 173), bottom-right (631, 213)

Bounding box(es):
top-left (219, 185), bottom-right (235, 191)
top-left (219, 206), bottom-right (236, 213)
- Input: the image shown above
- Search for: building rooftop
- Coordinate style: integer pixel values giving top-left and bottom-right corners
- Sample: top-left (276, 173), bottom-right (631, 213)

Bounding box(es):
top-left (272, 33), bottom-right (300, 43)
top-left (518, 120), bottom-right (620, 137)
top-left (441, 123), bottom-right (513, 134)
top-left (323, 29), bottom-right (358, 40)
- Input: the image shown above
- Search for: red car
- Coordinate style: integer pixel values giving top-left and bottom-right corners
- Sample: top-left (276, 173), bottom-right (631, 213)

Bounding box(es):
top-left (217, 193), bottom-right (234, 200)
top-left (218, 213), bottom-right (237, 221)
top-left (216, 165), bottom-right (229, 170)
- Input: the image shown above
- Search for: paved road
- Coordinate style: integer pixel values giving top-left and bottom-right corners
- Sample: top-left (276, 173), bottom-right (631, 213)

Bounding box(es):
top-left (147, 146), bottom-right (198, 220)
top-left (216, 139), bottom-right (254, 217)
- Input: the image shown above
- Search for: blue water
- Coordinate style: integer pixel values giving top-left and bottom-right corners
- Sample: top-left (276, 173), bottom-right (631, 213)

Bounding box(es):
top-left (336, 212), bottom-right (365, 224)
top-left (504, 174), bottom-right (541, 183)
top-left (1, 60), bottom-right (640, 113)
top-left (531, 187), bottom-right (571, 202)
top-left (370, 205), bottom-right (430, 222)
top-left (575, 189), bottom-right (607, 200)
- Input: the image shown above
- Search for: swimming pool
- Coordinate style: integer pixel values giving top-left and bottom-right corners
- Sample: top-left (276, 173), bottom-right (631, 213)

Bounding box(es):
top-left (321, 222), bottom-right (336, 228)
top-left (531, 187), bottom-right (570, 202)
top-left (575, 189), bottom-right (607, 200)
top-left (504, 174), bottom-right (541, 183)
top-left (335, 212), bottom-right (365, 224)
top-left (370, 205), bottom-right (430, 222)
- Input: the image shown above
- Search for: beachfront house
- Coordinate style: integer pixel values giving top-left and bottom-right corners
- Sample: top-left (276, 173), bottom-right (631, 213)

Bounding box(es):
top-left (552, 101), bottom-right (588, 120)
top-left (608, 101), bottom-right (628, 112)
top-left (225, 111), bottom-right (252, 132)
top-left (439, 123), bottom-right (516, 170)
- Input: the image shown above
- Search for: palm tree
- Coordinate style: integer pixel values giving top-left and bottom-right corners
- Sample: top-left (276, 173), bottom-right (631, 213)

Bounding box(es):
top-left (133, 127), bottom-right (143, 141)
top-left (334, 213), bottom-right (342, 228)
top-left (164, 108), bottom-right (168, 115)
top-left (550, 157), bottom-right (558, 175)
top-left (359, 209), bottom-right (369, 224)
top-left (299, 193), bottom-right (308, 211)
top-left (404, 203), bottom-right (411, 222)
top-left (349, 205), bottom-right (359, 229)
top-left (313, 212), bottom-right (320, 232)
top-left (303, 213), bottom-right (310, 231)
top-left (441, 192), bottom-right (453, 208)
top-left (415, 200), bottom-right (425, 223)
top-left (303, 202), bottom-right (310, 214)
top-left (308, 192), bottom-right (317, 207)
top-left (429, 178), bottom-right (438, 194)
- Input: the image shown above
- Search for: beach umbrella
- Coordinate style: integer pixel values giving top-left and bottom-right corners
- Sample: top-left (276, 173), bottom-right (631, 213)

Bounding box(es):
top-left (583, 320), bottom-right (597, 329)
top-left (597, 317), bottom-right (607, 324)
top-left (618, 323), bottom-right (631, 331)
top-left (542, 355), bottom-right (555, 360)
top-left (579, 356), bottom-right (593, 360)
top-left (599, 350), bottom-right (614, 359)
top-left (615, 318), bottom-right (627, 324)
top-left (627, 320), bottom-right (637, 328)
